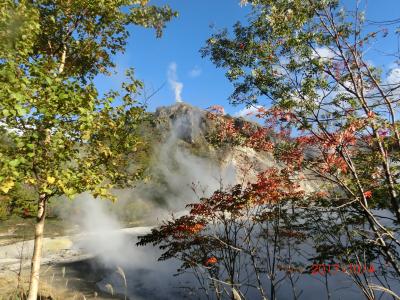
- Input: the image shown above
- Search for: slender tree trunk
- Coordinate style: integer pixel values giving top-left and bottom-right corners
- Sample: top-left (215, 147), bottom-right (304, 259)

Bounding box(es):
top-left (58, 44), bottom-right (67, 74)
top-left (27, 194), bottom-right (47, 300)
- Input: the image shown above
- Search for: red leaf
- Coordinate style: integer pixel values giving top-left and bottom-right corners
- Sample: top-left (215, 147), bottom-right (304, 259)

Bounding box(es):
top-left (205, 256), bottom-right (218, 265)
top-left (363, 190), bottom-right (372, 199)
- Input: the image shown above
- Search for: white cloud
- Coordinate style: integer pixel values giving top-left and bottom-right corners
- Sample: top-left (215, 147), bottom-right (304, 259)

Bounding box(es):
top-left (234, 105), bottom-right (264, 119)
top-left (189, 66), bottom-right (202, 78)
top-left (387, 67), bottom-right (400, 86)
top-left (312, 46), bottom-right (336, 61)
top-left (384, 67), bottom-right (400, 99)
top-left (239, 0), bottom-right (249, 7)
top-left (167, 62), bottom-right (183, 103)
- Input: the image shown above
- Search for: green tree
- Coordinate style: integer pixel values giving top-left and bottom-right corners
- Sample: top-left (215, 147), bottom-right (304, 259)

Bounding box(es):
top-left (0, 1), bottom-right (176, 299)
top-left (201, 0), bottom-right (400, 295)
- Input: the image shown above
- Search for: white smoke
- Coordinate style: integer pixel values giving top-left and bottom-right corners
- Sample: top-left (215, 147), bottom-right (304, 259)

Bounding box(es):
top-left (54, 109), bottom-right (239, 298)
top-left (61, 194), bottom-right (135, 265)
top-left (167, 62), bottom-right (184, 103)
top-left (151, 114), bottom-right (237, 212)
top-left (60, 195), bottom-right (192, 299)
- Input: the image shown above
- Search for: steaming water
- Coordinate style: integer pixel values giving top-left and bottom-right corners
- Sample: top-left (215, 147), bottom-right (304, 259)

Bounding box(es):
top-left (63, 197), bottom-right (400, 300)
top-left (58, 113), bottom-right (400, 299)
top-left (72, 229), bottom-right (399, 300)
top-left (58, 117), bottom-right (240, 299)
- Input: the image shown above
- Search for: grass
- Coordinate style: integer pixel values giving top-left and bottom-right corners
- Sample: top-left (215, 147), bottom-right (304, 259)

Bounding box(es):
top-left (0, 262), bottom-right (120, 300)
top-left (0, 216), bottom-right (72, 246)
top-left (0, 272), bottom-right (71, 300)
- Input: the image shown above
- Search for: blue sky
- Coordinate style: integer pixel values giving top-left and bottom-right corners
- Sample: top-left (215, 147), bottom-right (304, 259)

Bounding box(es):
top-left (94, 0), bottom-right (400, 116)
top-left (95, 0), bottom-right (251, 115)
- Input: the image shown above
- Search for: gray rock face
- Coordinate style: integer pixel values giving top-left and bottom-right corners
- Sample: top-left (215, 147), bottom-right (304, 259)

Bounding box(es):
top-left (153, 103), bottom-right (263, 144)
top-left (151, 103), bottom-right (272, 181)
top-left (154, 103), bottom-right (209, 144)
top-left (151, 103), bottom-right (318, 193)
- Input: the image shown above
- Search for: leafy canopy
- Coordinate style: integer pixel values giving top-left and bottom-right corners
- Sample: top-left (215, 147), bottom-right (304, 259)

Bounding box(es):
top-left (0, 0), bottom-right (177, 200)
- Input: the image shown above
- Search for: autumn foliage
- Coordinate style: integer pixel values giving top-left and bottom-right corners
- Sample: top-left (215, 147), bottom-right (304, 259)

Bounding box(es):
top-left (141, 0), bottom-right (400, 298)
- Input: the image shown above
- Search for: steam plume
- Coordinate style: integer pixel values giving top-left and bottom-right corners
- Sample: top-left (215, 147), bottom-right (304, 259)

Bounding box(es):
top-left (167, 62), bottom-right (183, 103)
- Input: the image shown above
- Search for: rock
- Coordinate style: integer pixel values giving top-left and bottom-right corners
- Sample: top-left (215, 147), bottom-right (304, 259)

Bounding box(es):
top-left (153, 103), bottom-right (210, 144)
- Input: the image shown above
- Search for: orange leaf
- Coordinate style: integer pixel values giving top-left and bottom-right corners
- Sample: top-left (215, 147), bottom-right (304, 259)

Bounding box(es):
top-left (205, 256), bottom-right (218, 265)
top-left (363, 190), bottom-right (372, 199)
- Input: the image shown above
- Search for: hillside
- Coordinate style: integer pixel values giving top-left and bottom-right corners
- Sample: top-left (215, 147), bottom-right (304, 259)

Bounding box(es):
top-left (0, 103), bottom-right (318, 223)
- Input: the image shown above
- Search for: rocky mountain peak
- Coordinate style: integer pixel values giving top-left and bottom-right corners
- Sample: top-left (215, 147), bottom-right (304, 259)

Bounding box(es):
top-left (152, 103), bottom-right (262, 144)
top-left (153, 103), bottom-right (210, 144)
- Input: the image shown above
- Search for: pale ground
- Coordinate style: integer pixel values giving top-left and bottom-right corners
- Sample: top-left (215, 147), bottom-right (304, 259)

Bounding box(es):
top-left (0, 227), bottom-right (152, 299)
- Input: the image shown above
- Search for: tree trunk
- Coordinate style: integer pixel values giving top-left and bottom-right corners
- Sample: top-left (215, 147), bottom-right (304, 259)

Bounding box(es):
top-left (58, 44), bottom-right (67, 74)
top-left (27, 194), bottom-right (47, 300)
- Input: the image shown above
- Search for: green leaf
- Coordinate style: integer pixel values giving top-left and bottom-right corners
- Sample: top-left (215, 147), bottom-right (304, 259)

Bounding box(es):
top-left (9, 159), bottom-right (21, 167)
top-left (2, 109), bottom-right (10, 117)
top-left (15, 104), bottom-right (27, 116)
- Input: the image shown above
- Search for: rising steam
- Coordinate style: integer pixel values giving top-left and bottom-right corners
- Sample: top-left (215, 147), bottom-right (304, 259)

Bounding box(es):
top-left (167, 62), bottom-right (184, 103)
top-left (55, 108), bottom-right (238, 297)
